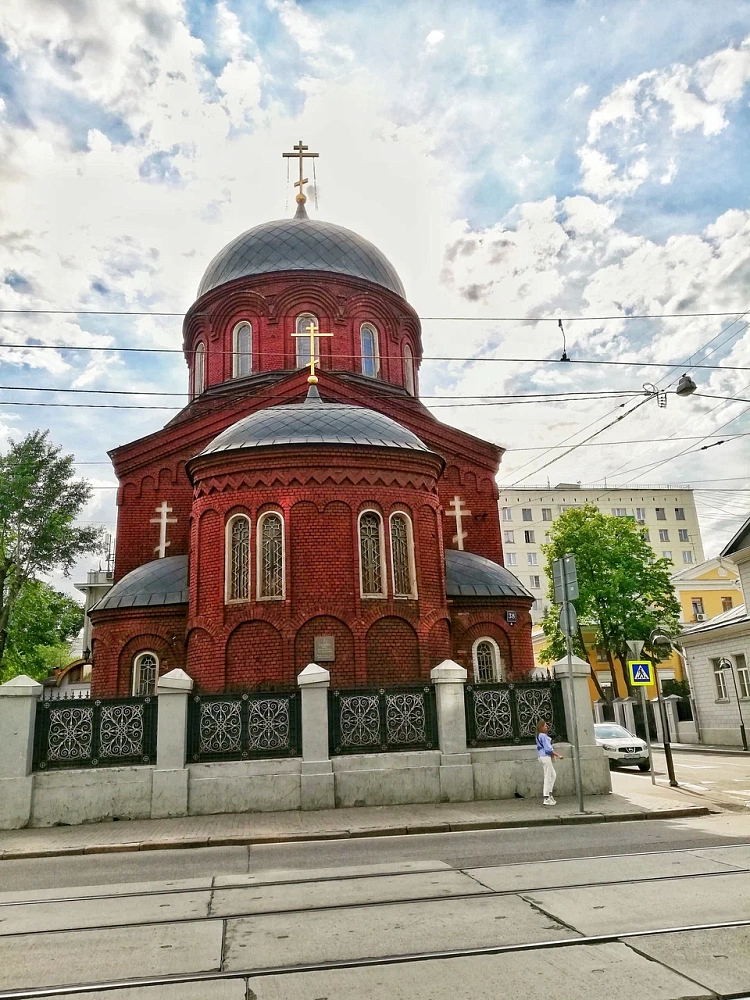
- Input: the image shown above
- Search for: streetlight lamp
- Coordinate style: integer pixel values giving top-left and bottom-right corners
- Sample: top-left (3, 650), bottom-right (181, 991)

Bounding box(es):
top-left (649, 630), bottom-right (679, 787)
top-left (718, 657), bottom-right (749, 752)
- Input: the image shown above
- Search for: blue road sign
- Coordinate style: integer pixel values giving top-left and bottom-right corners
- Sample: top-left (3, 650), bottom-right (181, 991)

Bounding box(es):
top-left (628, 660), bottom-right (654, 686)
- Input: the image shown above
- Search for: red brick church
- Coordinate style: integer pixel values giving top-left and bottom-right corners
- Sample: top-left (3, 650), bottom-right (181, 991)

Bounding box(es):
top-left (89, 147), bottom-right (534, 697)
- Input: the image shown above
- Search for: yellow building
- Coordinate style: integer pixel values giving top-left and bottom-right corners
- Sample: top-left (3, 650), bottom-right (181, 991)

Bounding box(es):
top-left (532, 556), bottom-right (742, 704)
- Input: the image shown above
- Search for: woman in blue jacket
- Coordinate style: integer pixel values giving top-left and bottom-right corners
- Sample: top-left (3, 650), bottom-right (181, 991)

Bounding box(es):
top-left (536, 720), bottom-right (563, 805)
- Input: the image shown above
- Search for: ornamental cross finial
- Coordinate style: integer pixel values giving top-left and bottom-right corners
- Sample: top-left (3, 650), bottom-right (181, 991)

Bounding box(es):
top-left (150, 500), bottom-right (177, 559)
top-left (445, 495), bottom-right (472, 550)
top-left (291, 317), bottom-right (333, 385)
top-left (282, 139), bottom-right (319, 207)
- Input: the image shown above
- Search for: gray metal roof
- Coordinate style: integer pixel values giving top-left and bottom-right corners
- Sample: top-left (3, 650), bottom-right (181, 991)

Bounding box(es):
top-left (197, 216), bottom-right (405, 298)
top-left (445, 549), bottom-right (533, 599)
top-left (198, 390), bottom-right (431, 457)
top-left (91, 555), bottom-right (188, 612)
top-left (680, 602), bottom-right (748, 637)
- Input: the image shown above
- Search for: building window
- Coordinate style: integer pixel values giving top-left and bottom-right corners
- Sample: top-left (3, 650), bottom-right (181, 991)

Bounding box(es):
top-left (522, 508), bottom-right (533, 521)
top-left (132, 652), bottom-right (158, 697)
top-left (691, 598), bottom-right (704, 618)
top-left (636, 507), bottom-right (646, 521)
top-left (506, 552), bottom-right (517, 566)
top-left (524, 530), bottom-right (535, 544)
top-left (712, 658), bottom-right (728, 700)
top-left (390, 512), bottom-right (416, 598)
top-left (193, 342), bottom-right (205, 396)
top-left (722, 596), bottom-right (734, 613)
top-left (530, 574), bottom-right (541, 589)
top-left (232, 321), bottom-right (252, 378)
top-left (542, 508), bottom-right (552, 521)
top-left (502, 507), bottom-right (512, 521)
top-left (403, 343), bottom-right (416, 395)
top-left (227, 515), bottom-right (251, 602)
top-left (527, 552), bottom-right (538, 566)
top-left (612, 507), bottom-right (627, 517)
top-left (360, 323), bottom-right (380, 378)
top-left (295, 313), bottom-right (319, 368)
top-left (678, 529), bottom-right (689, 542)
top-left (642, 529), bottom-right (650, 542)
top-left (359, 510), bottom-right (385, 597)
top-left (655, 507), bottom-right (666, 520)
top-left (659, 529), bottom-right (669, 542)
top-left (682, 551), bottom-right (694, 565)
top-left (675, 507), bottom-right (686, 520)
top-left (735, 654), bottom-right (750, 699)
top-left (662, 550), bottom-right (672, 561)
top-left (472, 637), bottom-right (504, 683)
top-left (257, 512), bottom-right (284, 599)
top-left (504, 530), bottom-right (514, 544)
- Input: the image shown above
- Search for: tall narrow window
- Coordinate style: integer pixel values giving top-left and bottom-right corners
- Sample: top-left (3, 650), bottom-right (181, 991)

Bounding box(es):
top-left (472, 638), bottom-right (504, 684)
top-left (295, 313), bottom-right (319, 368)
top-left (712, 659), bottom-right (728, 700)
top-left (735, 654), bottom-right (749, 699)
top-left (403, 343), bottom-right (415, 395)
top-left (193, 342), bottom-right (205, 396)
top-left (226, 515), bottom-right (250, 602)
top-left (390, 512), bottom-right (415, 598)
top-left (360, 323), bottom-right (380, 377)
top-left (258, 513), bottom-right (284, 599)
top-left (359, 511), bottom-right (385, 597)
top-left (132, 652), bottom-right (158, 696)
top-left (232, 321), bottom-right (252, 378)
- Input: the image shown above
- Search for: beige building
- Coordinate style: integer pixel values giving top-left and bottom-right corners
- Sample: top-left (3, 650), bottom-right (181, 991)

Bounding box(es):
top-left (499, 483), bottom-right (704, 622)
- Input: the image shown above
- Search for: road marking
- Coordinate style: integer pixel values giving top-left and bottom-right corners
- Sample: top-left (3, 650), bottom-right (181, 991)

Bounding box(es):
top-left (674, 764), bottom-right (719, 770)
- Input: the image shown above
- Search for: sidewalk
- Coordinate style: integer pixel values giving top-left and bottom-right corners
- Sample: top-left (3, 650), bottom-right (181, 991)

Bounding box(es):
top-left (0, 787), bottom-right (713, 861)
top-left (653, 741), bottom-right (750, 755)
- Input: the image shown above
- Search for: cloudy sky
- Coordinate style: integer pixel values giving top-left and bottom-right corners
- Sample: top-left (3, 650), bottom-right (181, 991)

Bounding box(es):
top-left (1, 0), bottom-right (750, 595)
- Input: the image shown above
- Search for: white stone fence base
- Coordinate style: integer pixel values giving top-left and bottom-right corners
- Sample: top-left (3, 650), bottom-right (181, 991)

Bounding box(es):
top-left (0, 657), bottom-right (610, 829)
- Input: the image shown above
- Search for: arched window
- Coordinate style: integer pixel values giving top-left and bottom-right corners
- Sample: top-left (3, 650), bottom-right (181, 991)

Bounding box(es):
top-left (360, 323), bottom-right (380, 378)
top-left (132, 652), bottom-right (159, 696)
top-left (472, 637), bottom-right (505, 684)
top-left (403, 342), bottom-right (415, 395)
top-left (232, 321), bottom-right (252, 378)
top-left (359, 510), bottom-right (385, 597)
top-left (390, 512), bottom-right (416, 598)
top-left (226, 514), bottom-right (250, 602)
top-left (193, 342), bottom-right (205, 396)
top-left (295, 313), bottom-right (319, 368)
top-left (257, 512), bottom-right (284, 599)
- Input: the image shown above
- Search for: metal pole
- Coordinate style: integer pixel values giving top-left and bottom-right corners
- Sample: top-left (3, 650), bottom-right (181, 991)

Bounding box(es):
top-left (726, 662), bottom-right (749, 752)
top-left (654, 667), bottom-right (678, 787)
top-left (561, 563), bottom-right (584, 813)
top-left (640, 685), bottom-right (656, 785)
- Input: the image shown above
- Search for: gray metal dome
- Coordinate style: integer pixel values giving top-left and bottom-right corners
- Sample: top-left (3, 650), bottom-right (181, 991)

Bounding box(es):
top-left (198, 390), bottom-right (430, 458)
top-left (197, 216), bottom-right (405, 298)
top-left (91, 556), bottom-right (189, 611)
top-left (445, 549), bottom-right (533, 599)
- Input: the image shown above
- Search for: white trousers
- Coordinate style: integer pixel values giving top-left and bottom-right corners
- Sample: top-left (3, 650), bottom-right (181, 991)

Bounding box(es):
top-left (540, 755), bottom-right (556, 798)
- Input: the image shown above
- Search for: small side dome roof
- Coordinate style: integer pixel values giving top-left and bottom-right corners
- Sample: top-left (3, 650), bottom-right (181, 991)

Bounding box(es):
top-left (91, 555), bottom-right (188, 611)
top-left (198, 393), bottom-right (432, 458)
top-left (445, 549), bottom-right (533, 599)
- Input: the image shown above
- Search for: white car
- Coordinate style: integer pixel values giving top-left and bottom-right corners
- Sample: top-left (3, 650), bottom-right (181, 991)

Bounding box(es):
top-left (594, 723), bottom-right (651, 771)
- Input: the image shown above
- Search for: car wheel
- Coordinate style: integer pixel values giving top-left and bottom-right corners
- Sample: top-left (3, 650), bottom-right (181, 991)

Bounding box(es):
top-left (638, 762), bottom-right (650, 771)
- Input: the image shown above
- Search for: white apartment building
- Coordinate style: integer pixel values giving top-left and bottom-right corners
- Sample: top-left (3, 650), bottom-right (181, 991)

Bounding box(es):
top-left (498, 483), bottom-right (705, 621)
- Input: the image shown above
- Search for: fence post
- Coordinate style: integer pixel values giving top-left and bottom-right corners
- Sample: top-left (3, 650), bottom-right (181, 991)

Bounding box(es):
top-left (651, 697), bottom-right (665, 742)
top-left (662, 694), bottom-right (681, 744)
top-left (553, 656), bottom-right (610, 795)
top-left (619, 696), bottom-right (637, 735)
top-left (297, 662), bottom-right (335, 810)
top-left (0, 675), bottom-right (42, 829)
top-left (431, 660), bottom-right (474, 802)
top-left (151, 668), bottom-right (193, 819)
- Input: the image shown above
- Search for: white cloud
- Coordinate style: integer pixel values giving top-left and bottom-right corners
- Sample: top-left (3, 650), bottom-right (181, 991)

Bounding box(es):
top-left (424, 29), bottom-right (445, 48)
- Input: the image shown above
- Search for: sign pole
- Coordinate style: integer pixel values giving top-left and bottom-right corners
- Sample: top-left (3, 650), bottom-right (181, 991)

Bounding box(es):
top-left (559, 556), bottom-right (584, 814)
top-left (640, 685), bottom-right (656, 785)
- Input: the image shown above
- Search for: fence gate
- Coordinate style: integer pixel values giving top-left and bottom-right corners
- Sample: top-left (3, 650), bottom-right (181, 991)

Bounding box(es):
top-left (329, 686), bottom-right (438, 755)
top-left (187, 692), bottom-right (301, 763)
top-left (464, 680), bottom-right (567, 748)
top-left (33, 697), bottom-right (158, 771)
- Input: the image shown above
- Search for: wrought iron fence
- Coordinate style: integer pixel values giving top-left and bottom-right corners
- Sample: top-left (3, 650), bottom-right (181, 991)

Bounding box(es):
top-left (187, 692), bottom-right (301, 763)
top-left (464, 680), bottom-right (567, 748)
top-left (329, 686), bottom-right (438, 755)
top-left (33, 697), bottom-right (158, 771)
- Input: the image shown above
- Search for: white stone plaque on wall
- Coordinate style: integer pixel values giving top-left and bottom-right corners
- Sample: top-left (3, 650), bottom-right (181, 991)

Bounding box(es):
top-left (314, 635), bottom-right (336, 662)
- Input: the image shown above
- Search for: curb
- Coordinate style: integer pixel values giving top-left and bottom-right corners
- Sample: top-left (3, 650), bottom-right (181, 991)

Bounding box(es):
top-left (653, 744), bottom-right (750, 757)
top-left (0, 805), bottom-right (711, 861)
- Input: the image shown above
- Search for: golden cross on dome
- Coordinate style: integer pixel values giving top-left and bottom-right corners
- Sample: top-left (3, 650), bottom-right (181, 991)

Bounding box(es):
top-left (291, 318), bottom-right (333, 385)
top-left (282, 139), bottom-right (319, 206)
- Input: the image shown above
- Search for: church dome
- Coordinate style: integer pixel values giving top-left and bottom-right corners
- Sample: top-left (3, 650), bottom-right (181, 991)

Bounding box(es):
top-left (92, 555), bottom-right (189, 611)
top-left (197, 216), bottom-right (405, 299)
top-left (445, 549), bottom-right (533, 599)
top-left (197, 390), bottom-right (431, 458)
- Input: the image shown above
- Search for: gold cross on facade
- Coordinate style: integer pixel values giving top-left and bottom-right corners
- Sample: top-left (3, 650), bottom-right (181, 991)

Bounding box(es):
top-left (291, 318), bottom-right (333, 385)
top-left (282, 139), bottom-right (319, 205)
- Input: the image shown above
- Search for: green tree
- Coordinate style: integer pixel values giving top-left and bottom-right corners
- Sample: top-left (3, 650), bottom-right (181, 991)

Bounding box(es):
top-left (0, 431), bottom-right (102, 669)
top-left (0, 580), bottom-right (84, 682)
top-left (539, 505), bottom-right (681, 698)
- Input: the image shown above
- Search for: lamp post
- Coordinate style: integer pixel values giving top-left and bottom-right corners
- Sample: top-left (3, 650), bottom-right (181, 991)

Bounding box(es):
top-left (649, 630), bottom-right (679, 787)
top-left (718, 657), bottom-right (749, 752)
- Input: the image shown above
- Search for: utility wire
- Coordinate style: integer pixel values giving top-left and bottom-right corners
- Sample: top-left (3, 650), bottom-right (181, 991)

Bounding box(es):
top-left (0, 308), bottom-right (746, 320)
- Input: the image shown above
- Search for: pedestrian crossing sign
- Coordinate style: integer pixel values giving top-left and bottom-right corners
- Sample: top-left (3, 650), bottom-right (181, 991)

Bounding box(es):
top-left (628, 660), bottom-right (654, 686)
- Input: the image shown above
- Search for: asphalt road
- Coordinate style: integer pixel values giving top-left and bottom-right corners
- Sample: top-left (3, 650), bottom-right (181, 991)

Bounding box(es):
top-left (1, 816), bottom-right (750, 998)
top-left (612, 747), bottom-right (750, 811)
